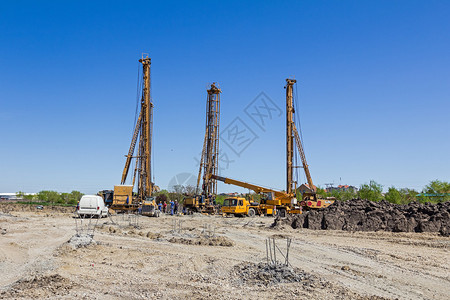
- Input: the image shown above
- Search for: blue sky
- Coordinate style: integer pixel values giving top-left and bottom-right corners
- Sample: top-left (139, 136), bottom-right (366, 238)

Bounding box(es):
top-left (0, 0), bottom-right (449, 194)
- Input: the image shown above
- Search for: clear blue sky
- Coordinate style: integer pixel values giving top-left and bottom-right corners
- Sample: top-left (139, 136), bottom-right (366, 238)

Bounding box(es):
top-left (1, 0), bottom-right (449, 194)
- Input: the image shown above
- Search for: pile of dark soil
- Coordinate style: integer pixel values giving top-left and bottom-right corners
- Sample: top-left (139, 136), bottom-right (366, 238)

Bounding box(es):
top-left (232, 262), bottom-right (323, 287)
top-left (272, 199), bottom-right (450, 236)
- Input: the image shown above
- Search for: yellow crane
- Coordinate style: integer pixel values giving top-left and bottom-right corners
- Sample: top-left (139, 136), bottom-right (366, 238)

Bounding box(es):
top-left (208, 174), bottom-right (301, 216)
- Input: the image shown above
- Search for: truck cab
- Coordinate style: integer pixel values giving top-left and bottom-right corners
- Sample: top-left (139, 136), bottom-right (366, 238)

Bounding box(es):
top-left (221, 197), bottom-right (262, 217)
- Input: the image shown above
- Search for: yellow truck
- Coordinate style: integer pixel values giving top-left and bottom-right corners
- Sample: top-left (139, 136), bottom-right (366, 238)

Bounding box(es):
top-left (221, 197), bottom-right (275, 217)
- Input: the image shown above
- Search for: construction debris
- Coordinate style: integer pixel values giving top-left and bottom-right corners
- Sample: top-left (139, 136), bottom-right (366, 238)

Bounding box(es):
top-left (232, 262), bottom-right (323, 287)
top-left (272, 199), bottom-right (450, 236)
top-left (68, 233), bottom-right (96, 248)
top-left (168, 236), bottom-right (234, 247)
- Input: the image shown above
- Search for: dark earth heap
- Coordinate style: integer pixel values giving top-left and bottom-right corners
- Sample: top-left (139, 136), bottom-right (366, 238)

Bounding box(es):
top-left (272, 199), bottom-right (450, 236)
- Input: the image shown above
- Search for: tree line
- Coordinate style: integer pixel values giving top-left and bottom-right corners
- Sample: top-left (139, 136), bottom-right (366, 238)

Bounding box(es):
top-left (316, 180), bottom-right (450, 204)
top-left (15, 190), bottom-right (84, 206)
top-left (15, 180), bottom-right (449, 207)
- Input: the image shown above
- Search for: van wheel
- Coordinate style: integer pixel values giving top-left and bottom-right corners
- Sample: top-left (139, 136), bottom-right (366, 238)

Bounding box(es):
top-left (248, 208), bottom-right (256, 217)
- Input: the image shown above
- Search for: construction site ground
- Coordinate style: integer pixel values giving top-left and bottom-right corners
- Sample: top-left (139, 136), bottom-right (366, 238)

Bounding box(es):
top-left (0, 205), bottom-right (449, 299)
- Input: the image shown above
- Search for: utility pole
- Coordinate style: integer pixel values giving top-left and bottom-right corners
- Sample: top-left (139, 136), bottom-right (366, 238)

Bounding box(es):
top-left (285, 78), bottom-right (296, 195)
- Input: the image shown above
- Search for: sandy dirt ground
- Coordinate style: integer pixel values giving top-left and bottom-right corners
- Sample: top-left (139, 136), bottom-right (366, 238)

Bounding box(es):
top-left (0, 207), bottom-right (449, 299)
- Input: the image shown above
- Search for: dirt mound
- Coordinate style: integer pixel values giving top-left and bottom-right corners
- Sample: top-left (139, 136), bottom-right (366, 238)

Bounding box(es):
top-left (169, 236), bottom-right (234, 247)
top-left (0, 203), bottom-right (75, 214)
top-left (232, 262), bottom-right (323, 287)
top-left (1, 274), bottom-right (75, 298)
top-left (273, 199), bottom-right (450, 235)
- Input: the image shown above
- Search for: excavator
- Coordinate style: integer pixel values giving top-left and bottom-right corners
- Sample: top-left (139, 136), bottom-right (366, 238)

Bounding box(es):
top-left (110, 54), bottom-right (159, 217)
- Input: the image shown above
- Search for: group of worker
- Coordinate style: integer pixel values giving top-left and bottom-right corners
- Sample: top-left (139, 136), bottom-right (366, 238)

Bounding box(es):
top-left (157, 200), bottom-right (179, 215)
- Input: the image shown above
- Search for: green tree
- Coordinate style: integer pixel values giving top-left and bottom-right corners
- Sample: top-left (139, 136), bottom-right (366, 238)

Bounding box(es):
top-left (47, 191), bottom-right (60, 205)
top-left (385, 187), bottom-right (403, 204)
top-left (16, 191), bottom-right (25, 199)
top-left (316, 187), bottom-right (327, 199)
top-left (339, 189), bottom-right (356, 201)
top-left (357, 180), bottom-right (383, 202)
top-left (423, 180), bottom-right (450, 194)
top-left (399, 188), bottom-right (418, 203)
top-left (215, 194), bottom-right (227, 205)
top-left (68, 191), bottom-right (83, 205)
top-left (420, 180), bottom-right (450, 203)
top-left (156, 193), bottom-right (168, 204)
top-left (59, 193), bottom-right (69, 204)
top-left (37, 191), bottom-right (50, 202)
top-left (23, 194), bottom-right (35, 203)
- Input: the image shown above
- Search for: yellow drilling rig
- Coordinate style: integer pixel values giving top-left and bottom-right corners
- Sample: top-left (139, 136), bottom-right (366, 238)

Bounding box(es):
top-left (110, 55), bottom-right (159, 216)
top-left (287, 78), bottom-right (334, 210)
top-left (206, 78), bottom-right (333, 217)
top-left (183, 83), bottom-right (221, 214)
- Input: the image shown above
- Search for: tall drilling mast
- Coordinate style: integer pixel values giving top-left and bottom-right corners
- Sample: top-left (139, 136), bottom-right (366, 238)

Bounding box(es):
top-left (120, 55), bottom-right (153, 202)
top-left (286, 78), bottom-right (296, 195)
top-left (139, 55), bottom-right (153, 199)
top-left (197, 83), bottom-right (221, 197)
top-left (287, 78), bottom-right (318, 206)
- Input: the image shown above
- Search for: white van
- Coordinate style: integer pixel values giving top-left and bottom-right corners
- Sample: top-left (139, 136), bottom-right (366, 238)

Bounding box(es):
top-left (77, 195), bottom-right (108, 218)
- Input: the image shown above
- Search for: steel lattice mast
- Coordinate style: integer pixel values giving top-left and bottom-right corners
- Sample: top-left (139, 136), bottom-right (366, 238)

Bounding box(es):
top-left (120, 55), bottom-right (153, 202)
top-left (286, 78), bottom-right (296, 195)
top-left (139, 55), bottom-right (153, 199)
top-left (199, 83), bottom-right (221, 196)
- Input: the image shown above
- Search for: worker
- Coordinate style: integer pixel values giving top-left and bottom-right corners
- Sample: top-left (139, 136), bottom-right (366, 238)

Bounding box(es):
top-left (158, 201), bottom-right (162, 211)
top-left (170, 200), bottom-right (174, 215)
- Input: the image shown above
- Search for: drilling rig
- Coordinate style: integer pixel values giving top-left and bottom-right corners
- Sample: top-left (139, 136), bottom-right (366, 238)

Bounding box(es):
top-left (111, 55), bottom-right (159, 216)
top-left (287, 78), bottom-right (334, 210)
top-left (183, 83), bottom-right (221, 214)
top-left (203, 78), bottom-right (333, 217)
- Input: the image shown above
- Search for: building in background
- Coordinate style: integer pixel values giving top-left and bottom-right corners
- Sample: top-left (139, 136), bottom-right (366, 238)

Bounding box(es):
top-left (325, 185), bottom-right (358, 193)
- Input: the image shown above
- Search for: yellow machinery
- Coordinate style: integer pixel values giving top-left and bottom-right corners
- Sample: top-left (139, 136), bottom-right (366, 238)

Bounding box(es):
top-left (111, 54), bottom-right (159, 215)
top-left (209, 78), bottom-right (334, 216)
top-left (112, 185), bottom-right (133, 209)
top-left (210, 174), bottom-right (298, 216)
top-left (184, 83), bottom-right (221, 214)
top-left (286, 79), bottom-right (334, 211)
top-left (221, 197), bottom-right (267, 217)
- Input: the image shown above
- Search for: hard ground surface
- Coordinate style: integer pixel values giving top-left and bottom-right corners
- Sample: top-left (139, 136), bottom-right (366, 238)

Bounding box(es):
top-left (0, 206), bottom-right (449, 299)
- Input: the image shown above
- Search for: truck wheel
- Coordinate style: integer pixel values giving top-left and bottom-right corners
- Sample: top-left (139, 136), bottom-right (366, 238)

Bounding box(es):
top-left (248, 208), bottom-right (256, 217)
